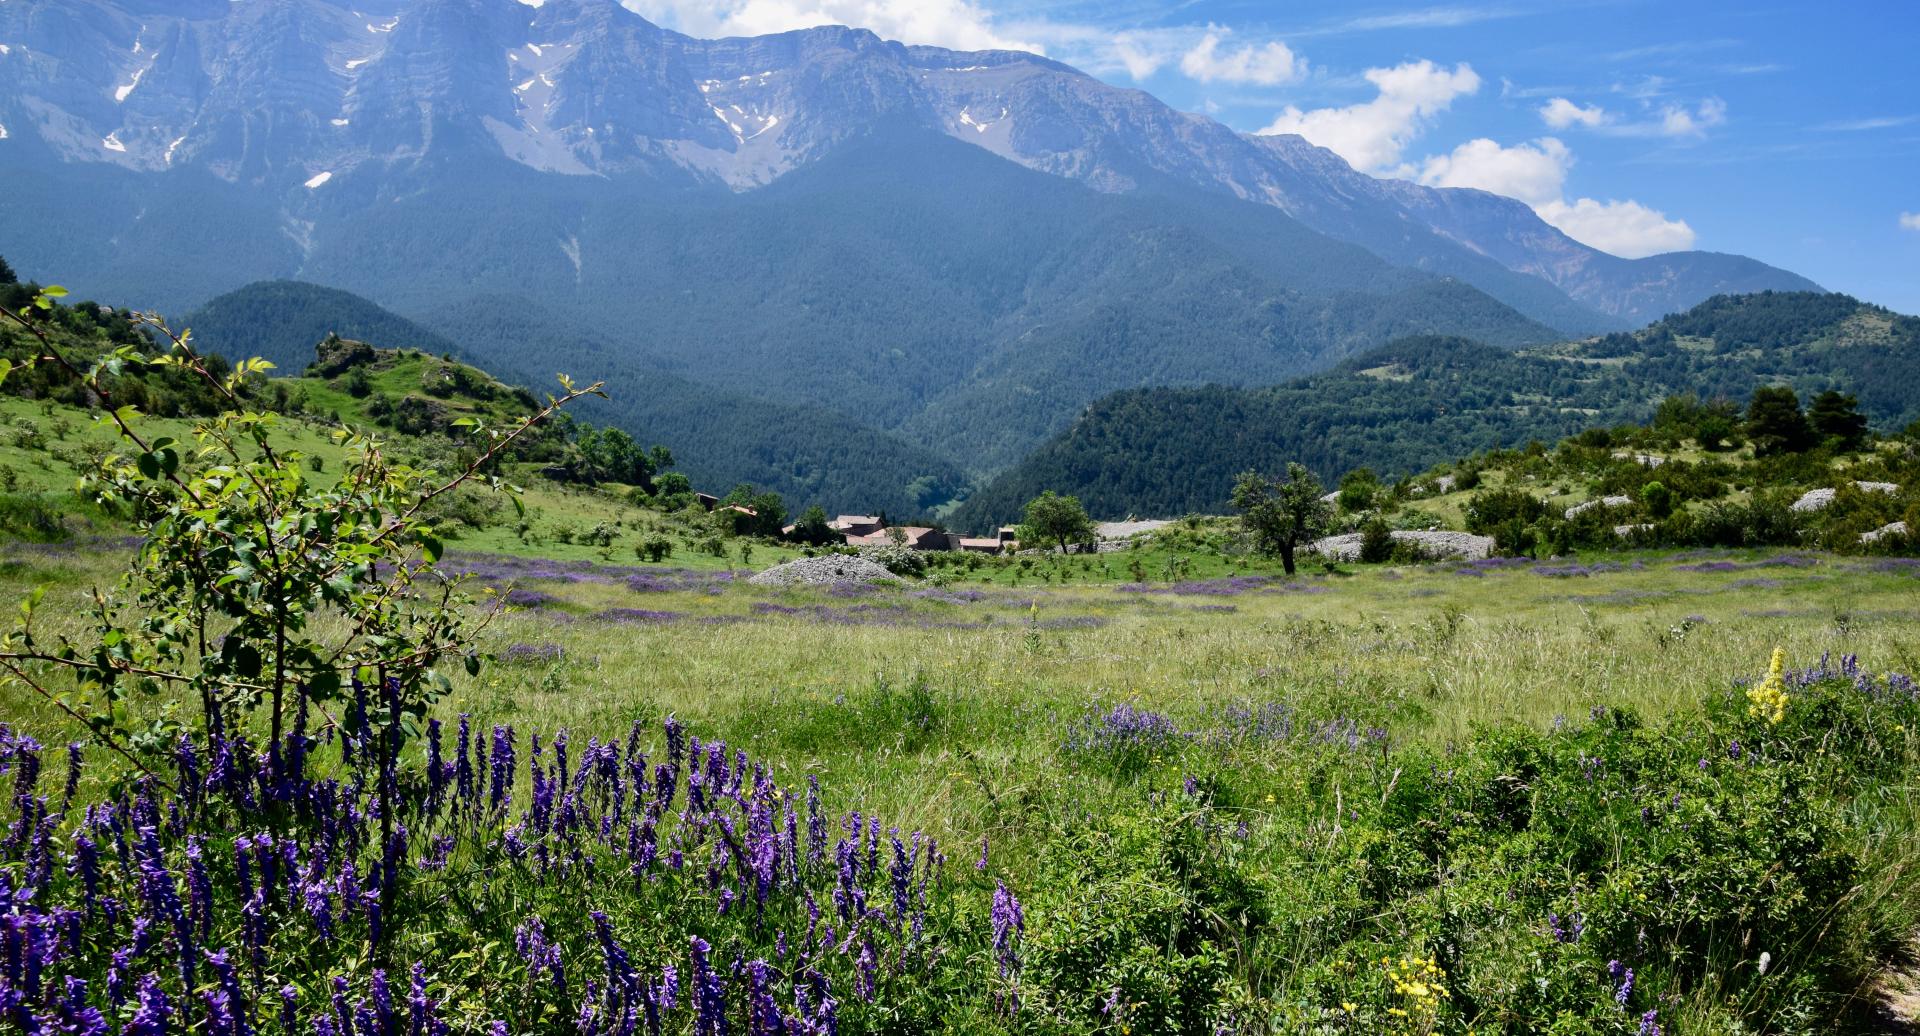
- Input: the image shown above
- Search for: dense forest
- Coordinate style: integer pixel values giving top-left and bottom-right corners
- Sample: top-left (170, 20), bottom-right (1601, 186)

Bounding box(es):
top-left (179, 280), bottom-right (970, 519)
top-left (184, 280), bottom-right (469, 374)
top-left (953, 292), bottom-right (1920, 525)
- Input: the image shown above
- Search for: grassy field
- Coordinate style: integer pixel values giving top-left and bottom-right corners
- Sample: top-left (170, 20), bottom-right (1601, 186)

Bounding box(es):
top-left (5, 533), bottom-right (1919, 1033)
top-left (6, 538), bottom-right (1915, 838)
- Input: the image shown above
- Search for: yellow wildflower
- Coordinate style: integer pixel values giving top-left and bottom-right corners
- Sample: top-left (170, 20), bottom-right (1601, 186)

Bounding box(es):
top-left (1746, 646), bottom-right (1790, 725)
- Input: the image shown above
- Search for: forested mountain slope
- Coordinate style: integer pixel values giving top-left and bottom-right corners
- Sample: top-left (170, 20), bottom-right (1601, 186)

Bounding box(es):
top-left (954, 292), bottom-right (1920, 524)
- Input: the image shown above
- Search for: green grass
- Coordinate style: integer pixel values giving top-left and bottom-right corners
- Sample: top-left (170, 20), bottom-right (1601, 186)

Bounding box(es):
top-left (7, 537), bottom-right (1914, 829)
top-left (4, 533), bottom-right (1919, 1031)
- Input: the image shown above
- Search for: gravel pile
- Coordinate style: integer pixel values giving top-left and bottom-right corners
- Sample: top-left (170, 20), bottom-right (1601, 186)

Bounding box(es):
top-left (1311, 530), bottom-right (1495, 562)
top-left (748, 556), bottom-right (901, 589)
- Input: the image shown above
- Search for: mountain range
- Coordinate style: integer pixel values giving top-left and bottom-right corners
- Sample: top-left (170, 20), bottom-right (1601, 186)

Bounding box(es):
top-left (0, 0), bottom-right (1825, 512)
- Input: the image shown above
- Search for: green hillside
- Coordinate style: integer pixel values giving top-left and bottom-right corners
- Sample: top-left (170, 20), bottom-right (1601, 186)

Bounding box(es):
top-left (955, 292), bottom-right (1920, 526)
top-left (182, 281), bottom-right (972, 517)
top-left (0, 272), bottom-right (809, 567)
top-left (183, 280), bottom-right (467, 374)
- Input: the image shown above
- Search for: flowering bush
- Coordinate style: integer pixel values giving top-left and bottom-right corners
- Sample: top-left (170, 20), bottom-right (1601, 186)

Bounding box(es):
top-left (0, 711), bottom-right (1008, 1034)
top-left (852, 545), bottom-right (926, 579)
top-left (1010, 654), bottom-right (1920, 1035)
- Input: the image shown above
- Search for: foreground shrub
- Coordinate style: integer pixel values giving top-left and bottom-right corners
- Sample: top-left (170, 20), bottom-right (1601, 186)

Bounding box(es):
top-left (0, 709), bottom-right (1003, 1034)
top-left (1021, 654), bottom-right (1920, 1035)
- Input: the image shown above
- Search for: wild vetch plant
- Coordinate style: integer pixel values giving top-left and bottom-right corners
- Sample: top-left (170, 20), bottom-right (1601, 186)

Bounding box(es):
top-left (0, 710), bottom-right (994, 1033)
top-left (0, 288), bottom-right (1020, 1034)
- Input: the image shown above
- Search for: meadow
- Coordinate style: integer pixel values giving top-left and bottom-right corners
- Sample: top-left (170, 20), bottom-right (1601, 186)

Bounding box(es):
top-left (5, 533), bottom-right (1920, 1034)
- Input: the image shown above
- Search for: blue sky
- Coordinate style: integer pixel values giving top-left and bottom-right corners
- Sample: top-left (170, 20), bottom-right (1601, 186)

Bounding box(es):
top-left (623, 0), bottom-right (1920, 313)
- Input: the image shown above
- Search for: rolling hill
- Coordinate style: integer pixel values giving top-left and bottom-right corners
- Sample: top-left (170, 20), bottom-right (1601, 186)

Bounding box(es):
top-left (952, 292), bottom-right (1920, 525)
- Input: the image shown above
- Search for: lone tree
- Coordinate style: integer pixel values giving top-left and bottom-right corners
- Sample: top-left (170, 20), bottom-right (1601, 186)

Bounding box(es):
top-left (1232, 464), bottom-right (1331, 575)
top-left (1807, 389), bottom-right (1868, 451)
top-left (1019, 490), bottom-right (1096, 555)
top-left (1745, 386), bottom-right (1814, 456)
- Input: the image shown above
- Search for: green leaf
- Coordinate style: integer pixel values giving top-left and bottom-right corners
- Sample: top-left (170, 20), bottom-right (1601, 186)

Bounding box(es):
top-left (0, 359), bottom-right (12, 388)
top-left (420, 535), bottom-right (443, 563)
top-left (41, 285), bottom-right (68, 299)
top-left (308, 670), bottom-right (343, 702)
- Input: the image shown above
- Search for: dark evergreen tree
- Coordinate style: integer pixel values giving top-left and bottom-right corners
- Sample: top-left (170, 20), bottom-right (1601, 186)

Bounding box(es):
top-left (1745, 387), bottom-right (1815, 457)
top-left (1807, 390), bottom-right (1868, 451)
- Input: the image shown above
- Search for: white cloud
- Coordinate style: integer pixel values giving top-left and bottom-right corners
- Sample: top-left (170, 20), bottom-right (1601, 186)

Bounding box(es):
top-left (1536, 198), bottom-right (1694, 256)
top-left (1110, 32), bottom-right (1173, 79)
top-left (1414, 135), bottom-right (1695, 257)
top-left (1901, 212), bottom-right (1920, 232)
top-left (1657, 97), bottom-right (1725, 137)
top-left (1817, 115), bottom-right (1915, 132)
top-left (1539, 97), bottom-right (1606, 129)
top-left (1258, 59), bottom-right (1480, 172)
top-left (618, 0), bottom-right (1040, 53)
top-left (1418, 136), bottom-right (1571, 206)
top-left (1178, 28), bottom-right (1305, 86)
top-left (1535, 94), bottom-right (1726, 139)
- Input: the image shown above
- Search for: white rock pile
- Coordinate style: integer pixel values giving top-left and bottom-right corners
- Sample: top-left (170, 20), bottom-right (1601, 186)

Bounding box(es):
top-left (1861, 521), bottom-right (1909, 545)
top-left (748, 556), bottom-right (901, 588)
top-left (1791, 488), bottom-right (1835, 512)
top-left (1793, 481), bottom-right (1901, 513)
top-left (1312, 530), bottom-right (1495, 562)
top-left (1612, 452), bottom-right (1665, 468)
top-left (1093, 520), bottom-right (1171, 540)
top-left (1565, 495), bottom-right (1632, 519)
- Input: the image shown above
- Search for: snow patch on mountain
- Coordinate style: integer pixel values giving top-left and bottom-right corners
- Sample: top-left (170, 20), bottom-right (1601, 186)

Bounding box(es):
top-left (115, 66), bottom-right (146, 103)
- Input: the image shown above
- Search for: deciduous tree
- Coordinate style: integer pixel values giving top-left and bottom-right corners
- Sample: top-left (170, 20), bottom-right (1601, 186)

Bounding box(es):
top-left (1231, 464), bottom-right (1331, 575)
top-left (1018, 490), bottom-right (1096, 555)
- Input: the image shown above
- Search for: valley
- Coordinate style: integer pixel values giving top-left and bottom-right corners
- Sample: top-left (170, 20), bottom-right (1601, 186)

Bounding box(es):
top-left (0, 2), bottom-right (1913, 1033)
